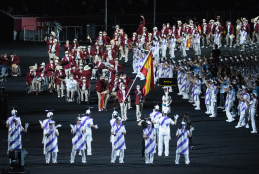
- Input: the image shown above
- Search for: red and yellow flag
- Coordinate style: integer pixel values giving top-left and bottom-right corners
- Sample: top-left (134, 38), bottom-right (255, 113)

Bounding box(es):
top-left (140, 50), bottom-right (155, 96)
top-left (100, 93), bottom-right (105, 109)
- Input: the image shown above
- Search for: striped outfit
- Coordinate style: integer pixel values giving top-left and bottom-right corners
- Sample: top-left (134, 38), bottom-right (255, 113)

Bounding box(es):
top-left (143, 128), bottom-right (156, 164)
top-left (8, 125), bottom-right (24, 151)
top-left (6, 116), bottom-right (21, 153)
top-left (205, 88), bottom-right (211, 113)
top-left (111, 124), bottom-right (126, 163)
top-left (150, 111), bottom-right (162, 143)
top-left (175, 129), bottom-right (191, 164)
top-left (44, 128), bottom-right (59, 163)
top-left (225, 90), bottom-right (234, 121)
top-left (81, 116), bottom-right (93, 155)
top-left (157, 116), bottom-right (175, 156)
top-left (70, 124), bottom-right (86, 163)
top-left (249, 99), bottom-right (258, 132)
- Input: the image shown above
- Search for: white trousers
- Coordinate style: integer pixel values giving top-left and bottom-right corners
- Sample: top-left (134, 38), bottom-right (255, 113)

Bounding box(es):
top-left (65, 68), bottom-right (71, 79)
top-left (226, 104), bottom-right (233, 120)
top-left (45, 152), bottom-right (57, 163)
top-left (194, 94), bottom-right (200, 108)
top-left (111, 149), bottom-right (124, 163)
top-left (158, 131), bottom-right (170, 156)
top-left (85, 133), bottom-right (92, 154)
top-left (206, 104), bottom-right (211, 113)
top-left (237, 113), bottom-right (246, 126)
top-left (120, 103), bottom-right (127, 120)
top-left (210, 102), bottom-right (217, 117)
top-left (175, 154), bottom-right (190, 164)
top-left (70, 149), bottom-right (86, 163)
top-left (250, 110), bottom-right (257, 131)
top-left (145, 153), bottom-right (154, 163)
top-left (136, 103), bottom-right (143, 119)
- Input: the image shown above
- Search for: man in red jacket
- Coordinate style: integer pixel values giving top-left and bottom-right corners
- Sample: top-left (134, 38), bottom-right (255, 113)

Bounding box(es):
top-left (45, 59), bottom-right (56, 93)
top-left (104, 75), bottom-right (119, 110)
top-left (55, 66), bottom-right (66, 97)
top-left (225, 20), bottom-right (234, 47)
top-left (137, 16), bottom-right (145, 39)
top-left (117, 84), bottom-right (128, 121)
top-left (61, 51), bottom-right (76, 79)
top-left (10, 53), bottom-right (20, 77)
top-left (79, 77), bottom-right (90, 102)
top-left (37, 62), bottom-right (46, 91)
top-left (135, 85), bottom-right (145, 121)
top-left (63, 40), bottom-right (72, 53)
top-left (96, 76), bottom-right (105, 111)
top-left (92, 58), bottom-right (105, 80)
top-left (0, 53), bottom-right (9, 66)
top-left (121, 35), bottom-right (132, 62)
top-left (48, 39), bottom-right (60, 60)
top-left (26, 66), bottom-right (37, 92)
top-left (102, 31), bottom-right (111, 48)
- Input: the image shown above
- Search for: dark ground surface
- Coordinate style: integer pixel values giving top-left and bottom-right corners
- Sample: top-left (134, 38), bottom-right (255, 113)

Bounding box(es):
top-left (0, 41), bottom-right (259, 174)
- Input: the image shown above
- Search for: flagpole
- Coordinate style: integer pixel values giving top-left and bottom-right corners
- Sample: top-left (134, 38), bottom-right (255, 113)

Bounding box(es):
top-left (123, 49), bottom-right (152, 103)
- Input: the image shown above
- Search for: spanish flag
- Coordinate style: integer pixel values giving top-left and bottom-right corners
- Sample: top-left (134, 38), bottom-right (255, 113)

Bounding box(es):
top-left (140, 50), bottom-right (155, 96)
top-left (100, 93), bottom-right (105, 109)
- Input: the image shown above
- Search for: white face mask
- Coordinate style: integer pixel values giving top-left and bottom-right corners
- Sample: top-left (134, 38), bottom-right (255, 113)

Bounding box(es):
top-left (167, 25), bottom-right (169, 27)
top-left (70, 77), bottom-right (73, 80)
top-left (73, 41), bottom-right (76, 43)
top-left (65, 54), bottom-right (68, 56)
top-left (96, 46), bottom-right (99, 49)
top-left (73, 67), bottom-right (76, 70)
top-left (123, 76), bottom-right (126, 79)
top-left (99, 34), bottom-right (102, 36)
top-left (83, 80), bottom-right (86, 82)
top-left (137, 87), bottom-right (140, 90)
top-left (122, 87), bottom-right (125, 89)
top-left (50, 61), bottom-right (53, 63)
top-left (103, 34), bottom-right (106, 36)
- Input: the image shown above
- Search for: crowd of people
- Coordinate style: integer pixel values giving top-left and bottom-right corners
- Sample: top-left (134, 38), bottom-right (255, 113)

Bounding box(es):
top-left (3, 14), bottom-right (259, 166)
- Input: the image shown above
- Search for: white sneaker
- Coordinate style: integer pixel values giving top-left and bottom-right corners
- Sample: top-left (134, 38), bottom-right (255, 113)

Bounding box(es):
top-left (111, 161), bottom-right (115, 163)
top-left (209, 115), bottom-right (216, 117)
top-left (193, 104), bottom-right (197, 106)
top-left (217, 106), bottom-right (221, 109)
top-left (205, 111), bottom-right (209, 114)
top-left (87, 153), bottom-right (92, 155)
top-left (98, 109), bottom-right (101, 111)
top-left (251, 131), bottom-right (258, 133)
top-left (195, 107), bottom-right (200, 110)
top-left (70, 161), bottom-right (75, 163)
top-left (177, 93), bottom-right (182, 95)
top-left (245, 124), bottom-right (249, 128)
top-left (175, 162), bottom-right (179, 165)
top-left (169, 89), bottom-right (173, 92)
top-left (201, 46), bottom-right (204, 48)
top-left (158, 153), bottom-right (162, 156)
top-left (235, 125), bottom-right (241, 128)
top-left (119, 161), bottom-right (124, 164)
top-left (82, 161), bottom-right (87, 163)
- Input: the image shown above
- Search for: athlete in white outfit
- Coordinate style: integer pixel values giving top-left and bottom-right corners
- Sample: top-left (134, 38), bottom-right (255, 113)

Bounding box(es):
top-left (245, 94), bottom-right (258, 133)
top-left (153, 108), bottom-right (178, 156)
top-left (150, 105), bottom-right (162, 144)
top-left (80, 109), bottom-right (98, 155)
top-left (143, 121), bottom-right (156, 164)
top-left (223, 86), bottom-right (235, 122)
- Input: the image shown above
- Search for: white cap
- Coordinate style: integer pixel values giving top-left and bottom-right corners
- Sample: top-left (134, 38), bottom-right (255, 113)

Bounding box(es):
top-left (47, 112), bottom-right (53, 118)
top-left (146, 121), bottom-right (152, 125)
top-left (86, 109), bottom-right (91, 114)
top-left (11, 108), bottom-right (17, 115)
top-left (154, 105), bottom-right (159, 110)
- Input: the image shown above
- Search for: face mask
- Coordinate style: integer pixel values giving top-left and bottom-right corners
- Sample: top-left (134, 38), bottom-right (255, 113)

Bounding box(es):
top-left (182, 125), bottom-right (186, 129)
top-left (83, 80), bottom-right (86, 82)
top-left (103, 34), bottom-right (106, 36)
top-left (70, 77), bottom-right (73, 80)
top-left (148, 125), bottom-right (152, 129)
top-left (123, 76), bottom-right (126, 79)
top-left (50, 125), bottom-right (53, 129)
top-left (122, 87), bottom-right (125, 89)
top-left (73, 41), bottom-right (76, 43)
top-left (50, 61), bottom-right (53, 63)
top-left (99, 34), bottom-right (102, 36)
top-left (173, 27), bottom-right (175, 29)
top-left (96, 46), bottom-right (99, 49)
top-left (137, 87), bottom-right (140, 90)
top-left (73, 67), bottom-right (76, 70)
top-left (4, 55), bottom-right (7, 57)
top-left (78, 121), bottom-right (81, 125)
top-left (167, 25), bottom-right (169, 27)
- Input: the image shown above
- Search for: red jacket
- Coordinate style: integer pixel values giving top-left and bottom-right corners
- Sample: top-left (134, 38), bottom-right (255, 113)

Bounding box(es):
top-left (103, 50), bottom-right (116, 61)
top-left (117, 82), bottom-right (129, 91)
top-left (10, 55), bottom-right (20, 65)
top-left (117, 89), bottom-right (128, 103)
top-left (108, 69), bottom-right (116, 81)
top-left (160, 28), bottom-right (169, 37)
top-left (255, 23), bottom-right (259, 33)
top-left (135, 89), bottom-right (145, 105)
top-left (61, 56), bottom-right (76, 70)
top-left (226, 24), bottom-right (234, 35)
top-left (121, 39), bottom-right (132, 50)
top-left (45, 63), bottom-right (55, 76)
top-left (137, 19), bottom-right (145, 35)
top-left (96, 79), bottom-right (105, 92)
top-left (48, 44), bottom-right (60, 57)
top-left (0, 55), bottom-right (9, 65)
top-left (79, 81), bottom-right (90, 90)
top-left (102, 35), bottom-right (111, 45)
top-left (26, 71), bottom-right (35, 84)
top-left (107, 80), bottom-right (118, 92)
top-left (73, 51), bottom-right (83, 59)
top-left (37, 66), bottom-right (47, 77)
top-left (94, 61), bottom-right (105, 70)
top-left (84, 50), bottom-right (93, 59)
top-left (46, 39), bottom-right (54, 51)
top-left (70, 69), bottom-right (80, 80)
top-left (92, 49), bottom-right (103, 57)
top-left (55, 70), bottom-right (66, 85)
top-left (63, 44), bottom-right (72, 53)
top-left (81, 70), bottom-right (92, 83)
top-left (130, 36), bottom-right (139, 44)
top-left (175, 28), bottom-right (182, 39)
